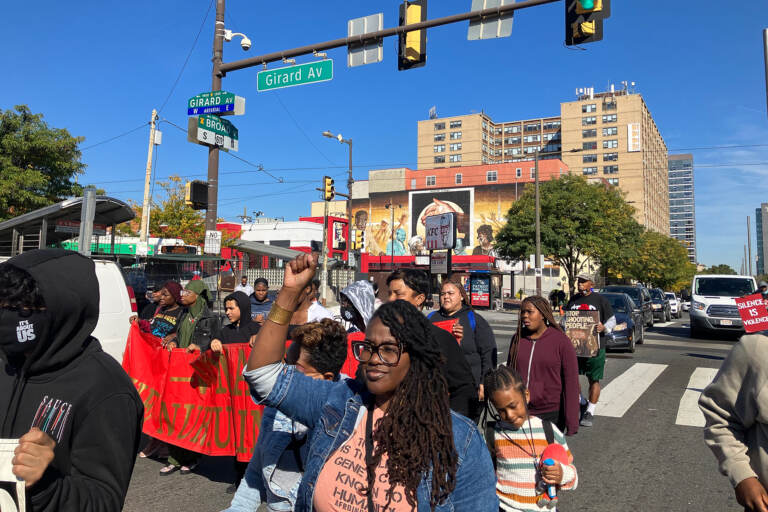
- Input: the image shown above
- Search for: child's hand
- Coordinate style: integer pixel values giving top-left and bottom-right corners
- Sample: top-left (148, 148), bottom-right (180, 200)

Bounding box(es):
top-left (541, 460), bottom-right (563, 485)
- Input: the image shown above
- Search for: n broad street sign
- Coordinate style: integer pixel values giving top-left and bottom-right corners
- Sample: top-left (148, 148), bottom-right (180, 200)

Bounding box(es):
top-left (187, 91), bottom-right (245, 116)
top-left (257, 60), bottom-right (333, 92)
top-left (187, 115), bottom-right (239, 152)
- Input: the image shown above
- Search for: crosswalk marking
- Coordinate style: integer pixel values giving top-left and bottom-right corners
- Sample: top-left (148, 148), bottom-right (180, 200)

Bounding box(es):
top-left (675, 367), bottom-right (719, 427)
top-left (596, 363), bottom-right (668, 417)
top-left (642, 339), bottom-right (733, 351)
top-left (491, 329), bottom-right (516, 336)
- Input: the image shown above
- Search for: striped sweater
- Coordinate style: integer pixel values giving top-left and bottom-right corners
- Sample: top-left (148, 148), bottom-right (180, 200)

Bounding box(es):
top-left (495, 416), bottom-right (578, 511)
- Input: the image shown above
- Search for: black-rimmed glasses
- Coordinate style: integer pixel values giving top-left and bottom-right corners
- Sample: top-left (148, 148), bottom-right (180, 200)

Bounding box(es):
top-left (351, 341), bottom-right (403, 366)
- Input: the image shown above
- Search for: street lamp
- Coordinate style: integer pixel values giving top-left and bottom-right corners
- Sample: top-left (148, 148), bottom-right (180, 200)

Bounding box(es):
top-left (322, 130), bottom-right (353, 265)
top-left (530, 147), bottom-right (581, 297)
top-left (384, 200), bottom-right (403, 271)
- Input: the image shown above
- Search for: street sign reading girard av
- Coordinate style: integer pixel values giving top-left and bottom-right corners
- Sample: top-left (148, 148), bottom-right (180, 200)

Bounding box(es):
top-left (257, 60), bottom-right (333, 92)
top-left (187, 91), bottom-right (245, 116)
top-left (187, 115), bottom-right (239, 152)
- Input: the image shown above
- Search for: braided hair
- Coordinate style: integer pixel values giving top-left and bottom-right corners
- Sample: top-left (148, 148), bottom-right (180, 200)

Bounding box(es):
top-left (365, 300), bottom-right (457, 510)
top-left (506, 295), bottom-right (563, 368)
top-left (483, 364), bottom-right (527, 404)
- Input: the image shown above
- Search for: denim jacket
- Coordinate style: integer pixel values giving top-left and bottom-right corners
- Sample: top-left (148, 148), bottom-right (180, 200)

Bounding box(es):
top-left (223, 406), bottom-right (306, 512)
top-left (244, 363), bottom-right (498, 512)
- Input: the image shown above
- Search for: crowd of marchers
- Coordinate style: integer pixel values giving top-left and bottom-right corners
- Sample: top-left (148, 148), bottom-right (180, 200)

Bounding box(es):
top-left (0, 250), bottom-right (766, 511)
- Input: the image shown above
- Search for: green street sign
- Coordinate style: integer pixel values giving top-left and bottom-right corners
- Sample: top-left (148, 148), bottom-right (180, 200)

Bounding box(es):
top-left (187, 90), bottom-right (245, 116)
top-left (187, 115), bottom-right (239, 152)
top-left (257, 60), bottom-right (333, 92)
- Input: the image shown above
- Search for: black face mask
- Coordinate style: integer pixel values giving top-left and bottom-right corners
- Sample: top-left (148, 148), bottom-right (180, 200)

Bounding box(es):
top-left (0, 309), bottom-right (49, 356)
top-left (341, 307), bottom-right (356, 322)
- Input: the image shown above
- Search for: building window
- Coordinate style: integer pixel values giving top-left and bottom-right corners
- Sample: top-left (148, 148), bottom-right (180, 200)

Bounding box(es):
top-left (530, 167), bottom-right (535, 178)
top-left (607, 178), bottom-right (619, 186)
top-left (434, 133), bottom-right (445, 142)
top-left (583, 141), bottom-right (597, 150)
top-left (582, 116), bottom-right (597, 126)
top-left (482, 121), bottom-right (488, 130)
top-left (603, 101), bottom-right (617, 111)
top-left (449, 120), bottom-right (462, 129)
top-left (411, 178), bottom-right (416, 188)
top-left (602, 127), bottom-right (618, 136)
top-left (433, 144), bottom-right (445, 153)
top-left (524, 146), bottom-right (540, 154)
top-left (583, 154), bottom-right (598, 163)
top-left (511, 148), bottom-right (522, 156)
top-left (583, 167), bottom-right (598, 175)
top-left (524, 123), bottom-right (541, 133)
top-left (603, 165), bottom-right (619, 174)
top-left (426, 176), bottom-right (436, 186)
top-left (434, 122), bottom-right (445, 131)
top-left (603, 139), bottom-right (618, 149)
top-left (523, 135), bottom-right (541, 143)
top-left (434, 156), bottom-right (445, 164)
top-left (486, 170), bottom-right (498, 182)
top-left (582, 129), bottom-right (597, 138)
top-left (603, 152), bottom-right (618, 161)
top-left (516, 168), bottom-right (522, 178)
top-left (450, 142), bottom-right (462, 151)
top-left (504, 125), bottom-right (521, 134)
top-left (450, 131), bottom-right (462, 139)
top-left (455, 173), bottom-right (462, 184)
top-left (582, 104), bottom-right (597, 113)
top-left (543, 121), bottom-right (561, 130)
top-left (505, 136), bottom-right (521, 145)
top-left (602, 114), bottom-right (617, 123)
top-left (449, 154), bottom-right (462, 163)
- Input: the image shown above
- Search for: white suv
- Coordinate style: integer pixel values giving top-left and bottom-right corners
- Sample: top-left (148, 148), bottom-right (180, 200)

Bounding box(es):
top-left (665, 292), bottom-right (681, 319)
top-left (689, 274), bottom-right (756, 337)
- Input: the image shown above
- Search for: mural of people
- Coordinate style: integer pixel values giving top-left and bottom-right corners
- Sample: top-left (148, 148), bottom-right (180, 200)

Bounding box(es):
top-left (408, 235), bottom-right (426, 255)
top-left (385, 228), bottom-right (407, 256)
top-left (472, 224), bottom-right (497, 257)
top-left (354, 210), bottom-right (368, 231)
top-left (412, 191), bottom-right (472, 256)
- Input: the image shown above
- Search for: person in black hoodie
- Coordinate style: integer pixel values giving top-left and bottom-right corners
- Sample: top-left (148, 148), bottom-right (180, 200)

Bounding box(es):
top-left (429, 277), bottom-right (497, 401)
top-left (0, 249), bottom-right (143, 511)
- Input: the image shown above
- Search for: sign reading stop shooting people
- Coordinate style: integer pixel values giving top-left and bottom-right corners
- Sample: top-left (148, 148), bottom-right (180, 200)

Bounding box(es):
top-left (735, 293), bottom-right (768, 333)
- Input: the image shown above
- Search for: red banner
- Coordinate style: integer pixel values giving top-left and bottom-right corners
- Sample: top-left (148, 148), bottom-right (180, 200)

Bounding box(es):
top-left (735, 293), bottom-right (768, 333)
top-left (122, 325), bottom-right (263, 461)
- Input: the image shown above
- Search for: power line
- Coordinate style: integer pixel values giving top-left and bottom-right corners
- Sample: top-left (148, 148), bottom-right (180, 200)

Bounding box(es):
top-left (157, 0), bottom-right (215, 113)
top-left (80, 123), bottom-right (149, 151)
top-left (273, 92), bottom-right (337, 165)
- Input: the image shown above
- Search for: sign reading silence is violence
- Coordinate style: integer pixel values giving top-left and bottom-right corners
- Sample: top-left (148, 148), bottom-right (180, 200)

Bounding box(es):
top-left (122, 324), bottom-right (262, 461)
top-left (735, 293), bottom-right (768, 333)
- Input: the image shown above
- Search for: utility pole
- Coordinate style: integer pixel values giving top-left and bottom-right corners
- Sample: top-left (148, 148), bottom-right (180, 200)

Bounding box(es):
top-left (763, 28), bottom-right (768, 120)
top-left (745, 245), bottom-right (748, 276)
top-left (347, 139), bottom-right (353, 263)
top-left (748, 215), bottom-right (753, 276)
top-left (140, 109), bottom-right (158, 242)
top-left (205, 0), bottom-right (226, 236)
top-left (321, 199), bottom-right (329, 304)
top-left (534, 150), bottom-right (542, 297)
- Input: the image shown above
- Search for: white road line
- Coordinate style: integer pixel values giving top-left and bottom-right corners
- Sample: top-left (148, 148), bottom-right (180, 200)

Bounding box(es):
top-left (652, 321), bottom-right (674, 327)
top-left (675, 367), bottom-right (719, 427)
top-left (642, 339), bottom-right (734, 351)
top-left (492, 329), bottom-right (517, 336)
top-left (596, 363), bottom-right (668, 417)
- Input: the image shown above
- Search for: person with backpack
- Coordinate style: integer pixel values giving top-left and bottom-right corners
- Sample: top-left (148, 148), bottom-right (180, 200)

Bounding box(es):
top-left (484, 365), bottom-right (578, 511)
top-left (430, 277), bottom-right (497, 400)
top-left (506, 296), bottom-right (580, 436)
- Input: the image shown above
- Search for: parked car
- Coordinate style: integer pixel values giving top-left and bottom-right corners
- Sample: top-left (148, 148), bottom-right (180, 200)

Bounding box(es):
top-left (665, 292), bottom-right (681, 318)
top-left (690, 274), bottom-right (757, 337)
top-left (681, 300), bottom-right (691, 312)
top-left (602, 292), bottom-right (643, 353)
top-left (649, 288), bottom-right (671, 322)
top-left (601, 285), bottom-right (654, 329)
top-left (93, 259), bottom-right (137, 362)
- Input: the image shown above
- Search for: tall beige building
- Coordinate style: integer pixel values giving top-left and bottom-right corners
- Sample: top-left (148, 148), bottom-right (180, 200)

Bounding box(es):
top-left (560, 87), bottom-right (669, 234)
top-left (416, 113), bottom-right (562, 170)
top-left (417, 86), bottom-right (669, 233)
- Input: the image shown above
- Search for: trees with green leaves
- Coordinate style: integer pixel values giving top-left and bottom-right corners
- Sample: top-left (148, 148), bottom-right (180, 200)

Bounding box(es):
top-left (700, 264), bottom-right (737, 275)
top-left (494, 174), bottom-right (642, 297)
top-left (0, 105), bottom-right (86, 221)
top-left (626, 231), bottom-right (697, 290)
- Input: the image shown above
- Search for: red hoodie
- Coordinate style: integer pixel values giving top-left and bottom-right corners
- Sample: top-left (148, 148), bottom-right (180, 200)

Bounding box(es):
top-left (509, 327), bottom-right (580, 435)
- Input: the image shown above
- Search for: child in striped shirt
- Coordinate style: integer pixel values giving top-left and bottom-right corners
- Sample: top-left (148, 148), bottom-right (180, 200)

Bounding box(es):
top-left (484, 366), bottom-right (578, 511)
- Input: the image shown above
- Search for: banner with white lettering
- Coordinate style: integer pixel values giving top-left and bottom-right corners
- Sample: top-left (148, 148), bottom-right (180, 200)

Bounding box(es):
top-left (735, 293), bottom-right (768, 333)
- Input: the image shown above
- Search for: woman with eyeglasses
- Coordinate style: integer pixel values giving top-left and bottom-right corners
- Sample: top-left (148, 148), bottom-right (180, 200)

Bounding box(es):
top-left (244, 253), bottom-right (497, 512)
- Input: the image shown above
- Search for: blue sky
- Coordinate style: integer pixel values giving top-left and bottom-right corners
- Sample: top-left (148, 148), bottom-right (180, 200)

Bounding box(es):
top-left (2, 0), bottom-right (767, 271)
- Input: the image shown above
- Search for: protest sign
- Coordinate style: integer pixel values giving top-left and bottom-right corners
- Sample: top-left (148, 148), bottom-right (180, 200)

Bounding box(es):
top-left (122, 325), bottom-right (263, 461)
top-left (432, 319), bottom-right (460, 344)
top-left (735, 293), bottom-right (768, 333)
top-left (0, 438), bottom-right (25, 512)
top-left (563, 310), bottom-right (600, 357)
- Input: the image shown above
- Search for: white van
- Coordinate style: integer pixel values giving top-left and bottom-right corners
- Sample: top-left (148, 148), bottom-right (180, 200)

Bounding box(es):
top-left (92, 259), bottom-right (136, 362)
top-left (689, 274), bottom-right (757, 337)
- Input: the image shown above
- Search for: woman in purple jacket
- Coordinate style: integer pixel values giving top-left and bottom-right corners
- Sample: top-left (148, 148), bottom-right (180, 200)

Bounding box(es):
top-left (506, 295), bottom-right (580, 436)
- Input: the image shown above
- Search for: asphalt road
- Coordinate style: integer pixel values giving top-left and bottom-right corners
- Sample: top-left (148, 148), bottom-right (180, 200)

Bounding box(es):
top-left (123, 311), bottom-right (742, 512)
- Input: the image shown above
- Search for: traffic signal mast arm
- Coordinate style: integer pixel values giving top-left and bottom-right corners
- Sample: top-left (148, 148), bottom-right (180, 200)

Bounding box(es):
top-left (217, 0), bottom-right (560, 76)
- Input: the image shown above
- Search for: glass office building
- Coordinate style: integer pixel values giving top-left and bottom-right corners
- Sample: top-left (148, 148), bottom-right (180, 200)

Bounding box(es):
top-left (668, 154), bottom-right (696, 262)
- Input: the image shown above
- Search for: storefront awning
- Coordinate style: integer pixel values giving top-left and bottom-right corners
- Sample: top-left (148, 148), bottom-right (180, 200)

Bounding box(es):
top-left (232, 240), bottom-right (303, 261)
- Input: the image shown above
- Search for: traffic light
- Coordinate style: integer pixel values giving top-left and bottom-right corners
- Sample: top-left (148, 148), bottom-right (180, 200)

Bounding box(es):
top-left (398, 0), bottom-right (427, 70)
top-left (185, 180), bottom-right (208, 210)
top-left (355, 229), bottom-right (365, 251)
top-left (565, 0), bottom-right (610, 46)
top-left (322, 176), bottom-right (335, 201)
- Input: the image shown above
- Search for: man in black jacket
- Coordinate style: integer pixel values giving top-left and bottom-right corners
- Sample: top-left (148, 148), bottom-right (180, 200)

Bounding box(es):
top-left (386, 269), bottom-right (479, 420)
top-left (0, 249), bottom-right (143, 511)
